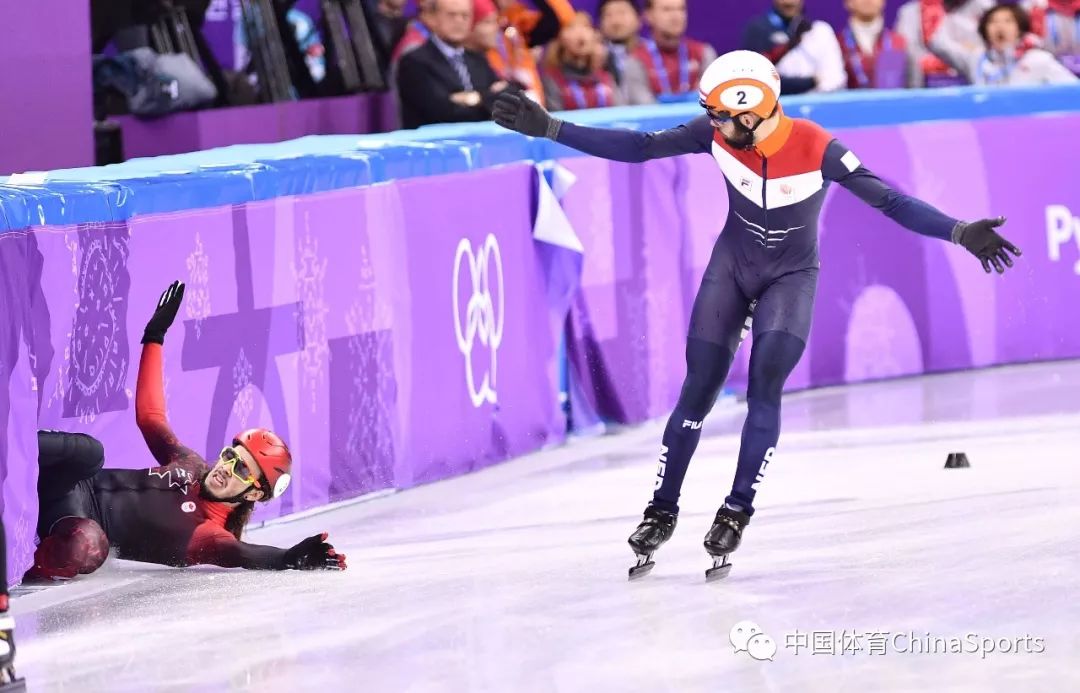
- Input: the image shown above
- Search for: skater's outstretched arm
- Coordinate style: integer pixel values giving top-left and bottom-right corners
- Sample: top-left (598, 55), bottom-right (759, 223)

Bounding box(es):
top-left (135, 281), bottom-right (205, 467)
top-left (493, 92), bottom-right (714, 162)
top-left (190, 525), bottom-right (347, 571)
top-left (822, 140), bottom-right (1022, 273)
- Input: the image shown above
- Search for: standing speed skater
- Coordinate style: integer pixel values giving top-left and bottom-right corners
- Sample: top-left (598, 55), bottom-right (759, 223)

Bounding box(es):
top-left (494, 50), bottom-right (1021, 581)
top-left (30, 281), bottom-right (347, 578)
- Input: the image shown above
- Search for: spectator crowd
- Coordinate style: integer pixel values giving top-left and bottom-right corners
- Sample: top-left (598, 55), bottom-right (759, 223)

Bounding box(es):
top-left (390, 0), bottom-right (1079, 128)
top-left (85, 0), bottom-right (1080, 133)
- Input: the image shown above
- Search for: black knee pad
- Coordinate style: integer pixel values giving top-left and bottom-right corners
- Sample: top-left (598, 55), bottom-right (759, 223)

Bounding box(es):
top-left (70, 434), bottom-right (106, 476)
top-left (676, 339), bottom-right (735, 418)
top-left (38, 431), bottom-right (106, 476)
top-left (747, 331), bottom-right (805, 400)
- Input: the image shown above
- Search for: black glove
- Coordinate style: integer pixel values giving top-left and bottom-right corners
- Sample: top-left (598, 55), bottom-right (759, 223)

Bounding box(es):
top-left (283, 532), bottom-right (347, 570)
top-left (142, 280), bottom-right (185, 345)
top-left (952, 216), bottom-right (1022, 274)
top-left (492, 92), bottom-right (560, 139)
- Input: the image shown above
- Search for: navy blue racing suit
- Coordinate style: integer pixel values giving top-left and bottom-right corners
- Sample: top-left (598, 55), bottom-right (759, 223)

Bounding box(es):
top-left (554, 112), bottom-right (958, 515)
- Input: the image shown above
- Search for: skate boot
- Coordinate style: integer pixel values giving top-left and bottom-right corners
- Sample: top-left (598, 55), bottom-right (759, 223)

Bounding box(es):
top-left (627, 504), bottom-right (678, 580)
top-left (0, 609), bottom-right (25, 692)
top-left (703, 505), bottom-right (750, 582)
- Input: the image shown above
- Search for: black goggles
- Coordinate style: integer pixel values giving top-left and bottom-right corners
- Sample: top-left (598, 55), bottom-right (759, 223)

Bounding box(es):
top-left (699, 100), bottom-right (735, 124)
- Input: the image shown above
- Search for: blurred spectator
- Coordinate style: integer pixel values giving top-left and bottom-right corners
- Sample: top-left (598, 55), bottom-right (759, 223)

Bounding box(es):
top-left (742, 0), bottom-right (846, 94)
top-left (470, 0), bottom-right (539, 102)
top-left (1024, 0), bottom-right (1080, 71)
top-left (480, 0), bottom-right (576, 106)
top-left (839, 0), bottom-right (909, 88)
top-left (393, 0), bottom-right (437, 62)
top-left (235, 7), bottom-right (326, 85)
top-left (895, 0), bottom-right (949, 86)
top-left (934, 3), bottom-right (1078, 83)
top-left (596, 0), bottom-right (654, 104)
top-left (927, 0), bottom-right (996, 74)
top-left (372, 0), bottom-right (411, 61)
top-left (623, 0), bottom-right (716, 103)
top-left (482, 0), bottom-right (569, 106)
top-left (396, 0), bottom-right (508, 128)
top-left (496, 0), bottom-right (577, 48)
top-left (469, 0), bottom-right (503, 53)
top-left (541, 11), bottom-right (625, 110)
top-left (597, 0), bottom-right (641, 83)
top-left (377, 0), bottom-right (408, 20)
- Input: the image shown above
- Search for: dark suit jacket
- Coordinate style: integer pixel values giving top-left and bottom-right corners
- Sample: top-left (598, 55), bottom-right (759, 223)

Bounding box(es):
top-left (396, 39), bottom-right (500, 129)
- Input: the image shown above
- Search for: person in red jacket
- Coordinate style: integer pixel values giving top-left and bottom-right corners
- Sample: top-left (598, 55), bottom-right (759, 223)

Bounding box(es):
top-left (839, 0), bottom-right (909, 88)
top-left (626, 0), bottom-right (717, 100)
top-left (541, 11), bottom-right (624, 110)
top-left (30, 281), bottom-right (346, 578)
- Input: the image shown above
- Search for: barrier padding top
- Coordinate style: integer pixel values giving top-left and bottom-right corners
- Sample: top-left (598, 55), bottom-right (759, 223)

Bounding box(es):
top-left (1, 84), bottom-right (1078, 230)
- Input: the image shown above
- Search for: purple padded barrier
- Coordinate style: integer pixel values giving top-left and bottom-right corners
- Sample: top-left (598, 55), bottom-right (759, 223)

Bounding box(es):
top-left (5, 164), bottom-right (563, 584)
top-left (0, 230), bottom-right (49, 585)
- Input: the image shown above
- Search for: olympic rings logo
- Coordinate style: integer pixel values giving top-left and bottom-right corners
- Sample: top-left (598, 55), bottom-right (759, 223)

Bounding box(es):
top-left (452, 234), bottom-right (505, 407)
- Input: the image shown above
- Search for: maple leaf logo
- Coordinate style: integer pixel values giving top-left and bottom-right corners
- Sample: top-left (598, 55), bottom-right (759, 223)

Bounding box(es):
top-left (147, 466), bottom-right (193, 495)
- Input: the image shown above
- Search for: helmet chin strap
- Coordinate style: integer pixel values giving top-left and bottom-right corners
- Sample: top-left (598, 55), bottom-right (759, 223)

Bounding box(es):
top-left (723, 104), bottom-right (779, 151)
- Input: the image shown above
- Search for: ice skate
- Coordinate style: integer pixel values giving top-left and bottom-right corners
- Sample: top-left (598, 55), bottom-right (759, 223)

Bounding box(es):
top-left (627, 505), bottom-right (678, 580)
top-left (703, 506), bottom-right (749, 582)
top-left (0, 613), bottom-right (25, 692)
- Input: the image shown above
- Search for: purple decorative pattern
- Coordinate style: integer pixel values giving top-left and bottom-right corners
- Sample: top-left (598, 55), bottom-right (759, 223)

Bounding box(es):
top-left (63, 225), bottom-right (131, 420)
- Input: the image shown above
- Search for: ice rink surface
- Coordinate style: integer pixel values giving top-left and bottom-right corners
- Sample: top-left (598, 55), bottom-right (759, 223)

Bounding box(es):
top-left (12, 361), bottom-right (1080, 693)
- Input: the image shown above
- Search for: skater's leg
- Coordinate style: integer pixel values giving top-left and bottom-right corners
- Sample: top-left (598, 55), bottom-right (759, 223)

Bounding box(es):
top-left (628, 252), bottom-right (749, 577)
top-left (36, 432), bottom-right (105, 538)
top-left (724, 270), bottom-right (816, 515)
top-left (724, 331), bottom-right (804, 513)
top-left (651, 261), bottom-right (750, 513)
top-left (37, 431), bottom-right (104, 501)
top-left (651, 339), bottom-right (736, 512)
top-left (31, 434), bottom-right (110, 578)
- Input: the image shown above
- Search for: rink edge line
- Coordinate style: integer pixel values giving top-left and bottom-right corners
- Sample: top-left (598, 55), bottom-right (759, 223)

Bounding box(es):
top-left (248, 489), bottom-right (398, 532)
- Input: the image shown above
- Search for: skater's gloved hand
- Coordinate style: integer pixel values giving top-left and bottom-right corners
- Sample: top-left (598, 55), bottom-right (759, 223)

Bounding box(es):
top-left (952, 217), bottom-right (1022, 274)
top-left (283, 532), bottom-right (347, 570)
top-left (492, 92), bottom-right (561, 140)
top-left (142, 280), bottom-right (186, 345)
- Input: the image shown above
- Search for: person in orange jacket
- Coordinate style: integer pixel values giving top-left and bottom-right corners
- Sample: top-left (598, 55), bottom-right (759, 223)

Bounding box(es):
top-left (487, 0), bottom-right (577, 106)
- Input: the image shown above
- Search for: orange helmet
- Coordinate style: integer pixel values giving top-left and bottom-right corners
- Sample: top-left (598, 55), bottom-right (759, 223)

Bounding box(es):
top-left (234, 428), bottom-right (292, 501)
top-left (698, 50), bottom-right (782, 121)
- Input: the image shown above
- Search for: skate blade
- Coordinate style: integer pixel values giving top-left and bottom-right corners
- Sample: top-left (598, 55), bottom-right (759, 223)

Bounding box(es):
top-left (0, 678), bottom-right (26, 693)
top-left (705, 554), bottom-right (732, 582)
top-left (628, 557), bottom-right (655, 580)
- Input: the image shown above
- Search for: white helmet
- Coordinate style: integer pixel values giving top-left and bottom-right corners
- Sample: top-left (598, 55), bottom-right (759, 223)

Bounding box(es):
top-left (698, 50), bottom-right (781, 120)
